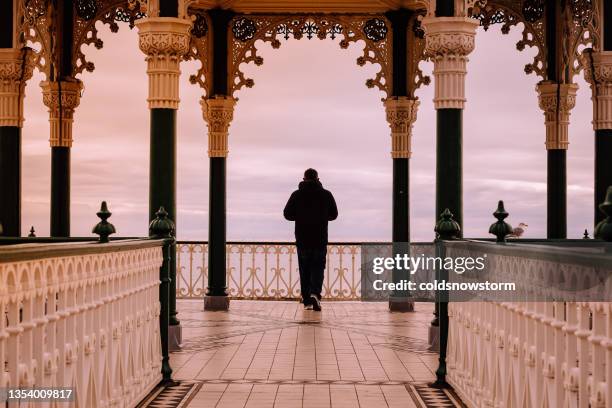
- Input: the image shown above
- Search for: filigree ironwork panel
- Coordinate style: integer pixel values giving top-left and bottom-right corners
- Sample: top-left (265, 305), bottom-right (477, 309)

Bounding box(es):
top-left (185, 9), bottom-right (211, 94)
top-left (227, 14), bottom-right (393, 97)
top-left (475, 0), bottom-right (547, 79)
top-left (478, 0), bottom-right (601, 81)
top-left (409, 12), bottom-right (430, 95)
top-left (19, 0), bottom-right (145, 79)
top-left (20, 0), bottom-right (54, 79)
top-left (176, 242), bottom-right (436, 301)
top-left (71, 0), bottom-right (146, 75)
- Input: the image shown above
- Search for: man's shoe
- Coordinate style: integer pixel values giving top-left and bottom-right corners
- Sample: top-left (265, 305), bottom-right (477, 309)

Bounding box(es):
top-left (304, 304), bottom-right (314, 310)
top-left (310, 294), bottom-right (321, 311)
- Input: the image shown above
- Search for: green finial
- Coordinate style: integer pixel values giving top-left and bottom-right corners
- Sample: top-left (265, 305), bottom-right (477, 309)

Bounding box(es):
top-left (28, 226), bottom-right (36, 237)
top-left (149, 207), bottom-right (175, 238)
top-left (489, 200), bottom-right (513, 243)
top-left (583, 229), bottom-right (590, 239)
top-left (594, 186), bottom-right (612, 241)
top-left (92, 201), bottom-right (116, 243)
top-left (435, 208), bottom-right (461, 240)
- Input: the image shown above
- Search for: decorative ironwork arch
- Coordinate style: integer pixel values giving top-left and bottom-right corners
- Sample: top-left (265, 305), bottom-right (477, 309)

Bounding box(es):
top-left (227, 14), bottom-right (393, 98)
top-left (475, 0), bottom-right (547, 79)
top-left (20, 0), bottom-right (146, 80)
top-left (72, 0), bottom-right (146, 76)
top-left (475, 0), bottom-right (600, 82)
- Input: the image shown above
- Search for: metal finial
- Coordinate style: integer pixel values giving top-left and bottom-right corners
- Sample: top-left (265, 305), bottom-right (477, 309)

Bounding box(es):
top-left (28, 226), bottom-right (36, 237)
top-left (92, 201), bottom-right (116, 243)
top-left (149, 206), bottom-right (175, 238)
top-left (489, 200), bottom-right (513, 243)
top-left (434, 208), bottom-right (461, 240)
top-left (594, 186), bottom-right (612, 241)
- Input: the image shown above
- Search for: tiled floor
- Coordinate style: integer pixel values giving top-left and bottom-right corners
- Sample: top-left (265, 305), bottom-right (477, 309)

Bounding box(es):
top-left (145, 300), bottom-right (463, 408)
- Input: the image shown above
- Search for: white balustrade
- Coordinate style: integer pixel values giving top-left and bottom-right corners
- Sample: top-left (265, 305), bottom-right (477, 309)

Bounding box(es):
top-left (0, 240), bottom-right (164, 408)
top-left (444, 242), bottom-right (612, 408)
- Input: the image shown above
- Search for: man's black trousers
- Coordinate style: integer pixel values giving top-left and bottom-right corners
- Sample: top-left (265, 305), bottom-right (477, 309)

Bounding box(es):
top-left (297, 246), bottom-right (327, 301)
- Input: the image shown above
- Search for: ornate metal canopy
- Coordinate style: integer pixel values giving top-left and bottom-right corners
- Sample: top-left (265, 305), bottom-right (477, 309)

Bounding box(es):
top-left (184, 0), bottom-right (429, 13)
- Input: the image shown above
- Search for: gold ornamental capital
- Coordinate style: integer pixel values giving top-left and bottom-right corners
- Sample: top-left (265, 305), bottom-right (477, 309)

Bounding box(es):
top-left (421, 17), bottom-right (479, 58)
top-left (536, 82), bottom-right (579, 150)
top-left (0, 48), bottom-right (36, 127)
top-left (202, 96), bottom-right (237, 158)
top-left (582, 50), bottom-right (612, 130)
top-left (421, 17), bottom-right (478, 110)
top-left (136, 17), bottom-right (192, 109)
top-left (40, 80), bottom-right (84, 148)
top-left (384, 97), bottom-right (419, 158)
top-left (135, 17), bottom-right (192, 56)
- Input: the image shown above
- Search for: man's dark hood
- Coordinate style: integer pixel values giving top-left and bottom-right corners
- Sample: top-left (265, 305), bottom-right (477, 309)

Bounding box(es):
top-left (298, 180), bottom-right (323, 190)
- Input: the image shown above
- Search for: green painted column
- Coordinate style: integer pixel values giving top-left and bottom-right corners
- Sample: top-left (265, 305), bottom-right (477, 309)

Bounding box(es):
top-left (422, 7), bottom-right (477, 373)
top-left (595, 131), bottom-right (612, 225)
top-left (435, 110), bottom-right (462, 231)
top-left (40, 80), bottom-right (83, 238)
top-left (539, 0), bottom-right (572, 239)
top-left (591, 1), bottom-right (612, 226)
top-left (202, 9), bottom-right (235, 311)
top-left (547, 149), bottom-right (567, 238)
top-left (149, 108), bottom-right (178, 324)
top-left (208, 157), bottom-right (227, 296)
top-left (0, 127), bottom-right (21, 236)
top-left (535, 81), bottom-right (577, 239)
top-left (0, 3), bottom-right (34, 237)
top-left (202, 95), bottom-right (236, 310)
top-left (51, 147), bottom-right (71, 236)
top-left (384, 10), bottom-right (420, 312)
top-left (422, 14), bottom-right (478, 235)
top-left (135, 15), bottom-right (191, 347)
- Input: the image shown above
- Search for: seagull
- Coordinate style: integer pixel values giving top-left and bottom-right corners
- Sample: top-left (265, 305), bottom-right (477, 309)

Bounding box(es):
top-left (508, 223), bottom-right (528, 238)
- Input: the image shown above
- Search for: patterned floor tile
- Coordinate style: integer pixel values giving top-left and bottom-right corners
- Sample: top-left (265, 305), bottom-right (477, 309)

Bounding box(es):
top-left (142, 300), bottom-right (465, 408)
top-left (407, 383), bottom-right (466, 407)
top-left (138, 381), bottom-right (202, 408)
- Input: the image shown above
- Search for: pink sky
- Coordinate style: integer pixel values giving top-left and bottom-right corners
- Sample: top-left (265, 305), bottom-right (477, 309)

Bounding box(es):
top-left (20, 21), bottom-right (595, 241)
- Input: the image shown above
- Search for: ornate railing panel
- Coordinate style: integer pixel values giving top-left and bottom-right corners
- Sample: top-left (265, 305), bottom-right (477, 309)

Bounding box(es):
top-left (176, 242), bottom-right (435, 300)
top-left (0, 240), bottom-right (164, 408)
top-left (442, 241), bottom-right (612, 408)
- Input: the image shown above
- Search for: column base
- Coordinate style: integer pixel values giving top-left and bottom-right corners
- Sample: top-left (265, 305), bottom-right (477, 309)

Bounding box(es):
top-left (428, 324), bottom-right (440, 351)
top-left (388, 297), bottom-right (414, 312)
top-left (204, 295), bottom-right (230, 311)
top-left (168, 324), bottom-right (182, 352)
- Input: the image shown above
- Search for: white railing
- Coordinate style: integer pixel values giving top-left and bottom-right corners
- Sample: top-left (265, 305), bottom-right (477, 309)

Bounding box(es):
top-left (176, 242), bottom-right (435, 300)
top-left (0, 239), bottom-right (165, 408)
top-left (443, 241), bottom-right (612, 408)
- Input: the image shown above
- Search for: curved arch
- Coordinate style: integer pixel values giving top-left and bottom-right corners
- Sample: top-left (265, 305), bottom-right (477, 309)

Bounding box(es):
top-left (229, 14), bottom-right (392, 97)
top-left (477, 0), bottom-right (601, 82)
top-left (19, 0), bottom-right (146, 79)
top-left (475, 0), bottom-right (547, 79)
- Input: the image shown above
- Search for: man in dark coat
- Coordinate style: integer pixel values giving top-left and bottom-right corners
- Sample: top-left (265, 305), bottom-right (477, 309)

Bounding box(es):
top-left (284, 168), bottom-right (338, 311)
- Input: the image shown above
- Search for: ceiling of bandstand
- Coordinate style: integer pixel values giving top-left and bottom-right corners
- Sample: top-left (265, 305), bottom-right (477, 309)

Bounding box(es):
top-left (188, 0), bottom-right (427, 13)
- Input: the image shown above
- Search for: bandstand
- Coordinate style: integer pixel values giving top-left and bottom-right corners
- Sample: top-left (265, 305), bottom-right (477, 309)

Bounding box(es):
top-left (1, 0), bottom-right (612, 407)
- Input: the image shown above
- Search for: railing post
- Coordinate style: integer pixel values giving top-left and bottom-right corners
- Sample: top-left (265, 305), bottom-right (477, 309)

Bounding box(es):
top-left (489, 200), bottom-right (513, 243)
top-left (431, 208), bottom-right (460, 388)
top-left (92, 201), bottom-right (116, 243)
top-left (149, 206), bottom-right (175, 383)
